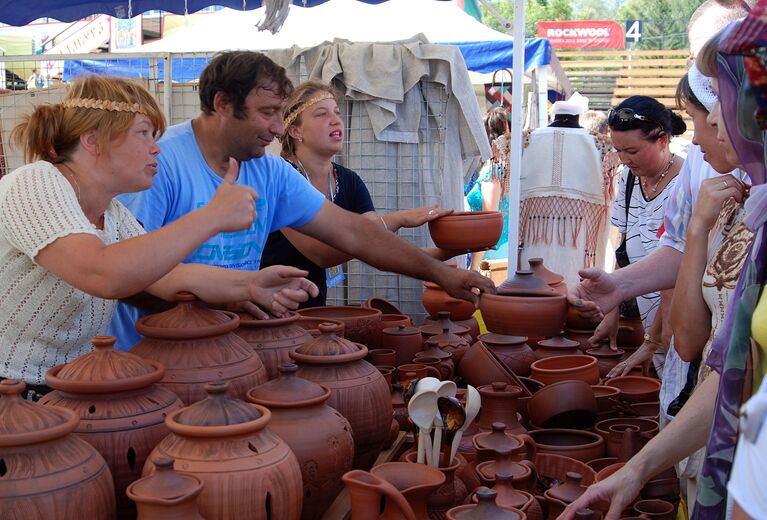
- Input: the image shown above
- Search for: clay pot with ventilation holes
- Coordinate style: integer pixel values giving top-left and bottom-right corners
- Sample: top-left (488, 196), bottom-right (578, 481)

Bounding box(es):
top-left (40, 336), bottom-right (184, 520)
top-left (145, 381), bottom-right (303, 520)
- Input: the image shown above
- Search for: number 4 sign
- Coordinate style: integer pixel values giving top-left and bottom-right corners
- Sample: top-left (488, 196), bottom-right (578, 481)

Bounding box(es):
top-left (625, 20), bottom-right (643, 43)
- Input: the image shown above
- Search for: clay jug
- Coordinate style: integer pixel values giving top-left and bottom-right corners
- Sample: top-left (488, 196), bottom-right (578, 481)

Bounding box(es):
top-left (41, 336), bottom-right (184, 520)
top-left (544, 472), bottom-right (586, 520)
top-left (290, 322), bottom-right (392, 470)
top-left (534, 336), bottom-right (581, 360)
top-left (477, 382), bottom-right (527, 434)
top-left (414, 347), bottom-right (455, 380)
top-left (423, 326), bottom-right (469, 366)
top-left (383, 324), bottom-right (425, 366)
top-left (131, 292), bottom-right (268, 404)
top-left (489, 470), bottom-right (544, 520)
top-left (145, 381), bottom-right (303, 520)
top-left (479, 333), bottom-right (536, 377)
top-left (127, 456), bottom-right (205, 520)
top-left (446, 488), bottom-right (525, 519)
top-left (0, 379), bottom-right (115, 519)
top-left (420, 312), bottom-right (472, 343)
top-left (246, 363), bottom-right (355, 520)
top-left (234, 311), bottom-right (311, 380)
top-left (372, 314), bottom-right (414, 349)
top-left (403, 451), bottom-right (468, 519)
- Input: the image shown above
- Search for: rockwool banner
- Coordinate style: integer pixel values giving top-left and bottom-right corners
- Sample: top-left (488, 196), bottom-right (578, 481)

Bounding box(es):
top-left (537, 20), bottom-right (625, 49)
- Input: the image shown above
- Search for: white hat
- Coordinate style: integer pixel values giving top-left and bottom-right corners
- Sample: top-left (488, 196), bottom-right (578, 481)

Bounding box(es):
top-left (551, 92), bottom-right (589, 117)
top-left (688, 62), bottom-right (718, 112)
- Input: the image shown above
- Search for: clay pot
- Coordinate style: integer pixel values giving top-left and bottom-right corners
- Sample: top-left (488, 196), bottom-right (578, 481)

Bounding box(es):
top-left (482, 470), bottom-right (544, 520)
top-left (377, 365), bottom-right (396, 385)
top-left (145, 381), bottom-right (303, 520)
top-left (297, 306), bottom-right (382, 346)
top-left (527, 380), bottom-right (598, 430)
top-left (591, 386), bottom-right (622, 414)
top-left (477, 383), bottom-right (527, 434)
top-left (565, 305), bottom-right (599, 331)
top-left (634, 499), bottom-right (675, 520)
top-left (290, 322), bottom-right (392, 470)
top-left (528, 429), bottom-right (605, 463)
top-left (423, 282), bottom-right (476, 321)
top-left (527, 258), bottom-right (564, 286)
top-left (604, 376), bottom-right (661, 404)
top-left (423, 315), bottom-right (479, 343)
top-left (296, 317), bottom-right (345, 338)
top-left (372, 462), bottom-right (448, 518)
top-left (563, 329), bottom-right (594, 352)
top-left (459, 342), bottom-right (525, 389)
top-left (586, 457), bottom-right (618, 473)
top-left (447, 488), bottom-right (525, 519)
top-left (532, 453), bottom-right (597, 490)
top-left (403, 451), bottom-right (468, 519)
top-left (421, 312), bottom-right (472, 343)
top-left (617, 317), bottom-right (645, 349)
top-left (369, 349), bottom-right (398, 366)
top-left (479, 334), bottom-right (535, 377)
top-left (131, 292), bottom-right (268, 404)
top-left (480, 292), bottom-right (567, 337)
top-left (246, 364), bottom-right (355, 520)
top-left (127, 456), bottom-right (205, 520)
top-left (0, 379), bottom-right (115, 519)
top-left (497, 270), bottom-right (555, 296)
top-left (585, 343), bottom-right (625, 378)
top-left (234, 311), bottom-right (311, 380)
top-left (364, 296), bottom-right (406, 316)
top-left (475, 448), bottom-right (537, 490)
top-left (372, 314), bottom-right (414, 349)
top-left (530, 355), bottom-right (600, 386)
top-left (544, 472), bottom-right (587, 520)
top-left (397, 363), bottom-right (442, 385)
top-left (41, 336), bottom-right (184, 520)
top-left (594, 418), bottom-right (659, 446)
top-left (533, 336), bottom-right (581, 360)
top-left (423, 326), bottom-right (470, 366)
top-left (606, 424), bottom-right (645, 462)
top-left (428, 211), bottom-right (504, 251)
top-left (473, 423), bottom-right (537, 465)
top-left (382, 325), bottom-right (425, 366)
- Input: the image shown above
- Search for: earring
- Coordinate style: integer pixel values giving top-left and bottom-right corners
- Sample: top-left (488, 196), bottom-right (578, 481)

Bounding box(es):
top-left (297, 137), bottom-right (303, 142)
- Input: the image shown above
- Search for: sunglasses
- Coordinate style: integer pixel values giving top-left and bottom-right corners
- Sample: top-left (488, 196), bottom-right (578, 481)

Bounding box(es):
top-left (607, 107), bottom-right (660, 127)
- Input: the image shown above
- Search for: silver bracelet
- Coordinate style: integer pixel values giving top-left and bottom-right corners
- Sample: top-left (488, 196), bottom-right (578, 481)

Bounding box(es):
top-left (380, 216), bottom-right (390, 232)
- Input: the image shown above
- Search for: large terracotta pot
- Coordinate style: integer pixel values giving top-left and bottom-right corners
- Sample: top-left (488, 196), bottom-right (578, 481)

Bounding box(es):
top-left (0, 379), bottom-right (115, 519)
top-left (290, 322), bottom-right (392, 470)
top-left (382, 325), bottom-right (425, 367)
top-left (372, 314), bottom-right (415, 349)
top-left (131, 292), bottom-right (268, 404)
top-left (403, 451), bottom-right (468, 519)
top-left (480, 293), bottom-right (567, 337)
top-left (234, 312), bottom-right (311, 380)
top-left (297, 306), bottom-right (382, 345)
top-left (127, 456), bottom-right (205, 520)
top-left (528, 429), bottom-right (605, 463)
top-left (41, 336), bottom-right (184, 520)
top-left (479, 334), bottom-right (535, 377)
top-left (422, 282), bottom-right (476, 321)
top-left (246, 364), bottom-right (355, 520)
top-left (145, 382), bottom-right (303, 520)
top-left (529, 355), bottom-right (600, 386)
top-left (428, 211), bottom-right (504, 251)
top-left (447, 488), bottom-right (525, 520)
top-left (477, 382), bottom-right (527, 434)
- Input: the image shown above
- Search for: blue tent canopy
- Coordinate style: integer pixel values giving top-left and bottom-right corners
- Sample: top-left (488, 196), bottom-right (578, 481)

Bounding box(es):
top-left (442, 38), bottom-right (551, 74)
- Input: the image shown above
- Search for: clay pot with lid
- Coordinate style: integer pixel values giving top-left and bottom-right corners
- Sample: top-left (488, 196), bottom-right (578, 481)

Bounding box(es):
top-left (477, 382), bottom-right (527, 434)
top-left (247, 363), bottom-right (355, 520)
top-left (421, 311), bottom-right (472, 343)
top-left (473, 423), bottom-right (537, 466)
top-left (530, 355), bottom-right (600, 386)
top-left (475, 447), bottom-right (537, 490)
top-left (447, 487), bottom-right (525, 520)
top-left (474, 470), bottom-right (543, 520)
top-left (145, 381), bottom-right (303, 520)
top-left (127, 456), bottom-right (205, 520)
top-left (528, 258), bottom-right (567, 296)
top-left (528, 429), bottom-right (605, 463)
top-left (131, 292), bottom-right (268, 404)
top-left (586, 343), bottom-right (625, 378)
top-left (423, 314), bottom-right (479, 343)
top-left (479, 334), bottom-right (535, 377)
top-left (423, 325), bottom-right (470, 365)
top-left (534, 336), bottom-right (581, 360)
top-left (290, 322), bottom-right (391, 470)
top-left (422, 282), bottom-right (476, 321)
top-left (544, 472), bottom-right (587, 520)
top-left (40, 336), bottom-right (184, 520)
top-left (382, 324), bottom-right (425, 366)
top-left (0, 379), bottom-right (115, 519)
top-left (234, 311), bottom-right (311, 380)
top-left (372, 314), bottom-right (414, 349)
top-left (297, 305), bottom-right (382, 345)
top-left (297, 317), bottom-right (345, 338)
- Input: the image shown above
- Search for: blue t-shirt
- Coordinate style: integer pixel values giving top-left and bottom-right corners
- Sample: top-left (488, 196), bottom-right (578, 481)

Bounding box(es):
top-left (109, 120), bottom-right (325, 350)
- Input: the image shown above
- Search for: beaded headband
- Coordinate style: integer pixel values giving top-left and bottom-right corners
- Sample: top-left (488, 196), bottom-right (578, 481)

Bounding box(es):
top-left (283, 91), bottom-right (335, 130)
top-left (62, 97), bottom-right (147, 114)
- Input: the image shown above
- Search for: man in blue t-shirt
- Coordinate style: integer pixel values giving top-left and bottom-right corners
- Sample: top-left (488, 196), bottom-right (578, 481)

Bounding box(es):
top-left (110, 51), bottom-right (494, 350)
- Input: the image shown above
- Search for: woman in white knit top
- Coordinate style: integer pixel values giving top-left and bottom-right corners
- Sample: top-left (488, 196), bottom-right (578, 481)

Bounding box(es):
top-left (0, 75), bottom-right (318, 395)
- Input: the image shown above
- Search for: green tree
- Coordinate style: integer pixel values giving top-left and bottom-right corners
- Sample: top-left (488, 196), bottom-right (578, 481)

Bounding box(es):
top-left (480, 0), bottom-right (573, 37)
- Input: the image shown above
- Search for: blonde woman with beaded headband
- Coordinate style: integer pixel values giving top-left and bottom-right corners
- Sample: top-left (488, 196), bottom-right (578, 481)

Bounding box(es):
top-left (0, 74), bottom-right (318, 395)
top-left (262, 79), bottom-right (465, 307)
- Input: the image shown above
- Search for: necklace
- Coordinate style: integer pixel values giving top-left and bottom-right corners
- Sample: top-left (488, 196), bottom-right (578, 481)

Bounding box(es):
top-left (60, 163), bottom-right (82, 202)
top-left (294, 156), bottom-right (336, 202)
top-left (642, 156), bottom-right (675, 194)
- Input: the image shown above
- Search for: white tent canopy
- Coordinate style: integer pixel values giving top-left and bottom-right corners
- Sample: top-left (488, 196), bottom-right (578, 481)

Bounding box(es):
top-left (118, 0), bottom-right (513, 53)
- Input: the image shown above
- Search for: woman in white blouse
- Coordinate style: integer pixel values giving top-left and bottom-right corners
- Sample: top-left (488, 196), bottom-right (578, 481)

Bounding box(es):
top-left (0, 75), bottom-right (317, 395)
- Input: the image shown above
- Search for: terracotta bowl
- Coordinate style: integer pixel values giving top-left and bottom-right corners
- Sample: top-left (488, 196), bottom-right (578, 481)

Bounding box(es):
top-left (586, 456), bottom-right (618, 473)
top-left (527, 380), bottom-right (598, 429)
top-left (622, 401), bottom-right (661, 419)
top-left (297, 317), bottom-right (345, 338)
top-left (422, 282), bottom-right (475, 321)
top-left (479, 293), bottom-right (567, 337)
top-left (596, 461), bottom-right (624, 481)
top-left (428, 210), bottom-right (503, 250)
top-left (297, 306), bottom-right (382, 345)
top-left (528, 428), bottom-right (605, 463)
top-left (363, 296), bottom-right (405, 316)
top-left (604, 376), bottom-right (661, 404)
top-left (529, 355), bottom-right (600, 386)
top-left (591, 385), bottom-right (621, 414)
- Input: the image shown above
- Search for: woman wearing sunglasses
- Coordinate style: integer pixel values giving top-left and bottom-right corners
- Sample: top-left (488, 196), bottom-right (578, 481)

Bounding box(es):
top-left (595, 97), bottom-right (686, 375)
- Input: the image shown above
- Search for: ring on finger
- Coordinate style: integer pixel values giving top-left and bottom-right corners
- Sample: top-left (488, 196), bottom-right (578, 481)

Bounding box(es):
top-left (723, 180), bottom-right (729, 188)
top-left (428, 209), bottom-right (436, 216)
